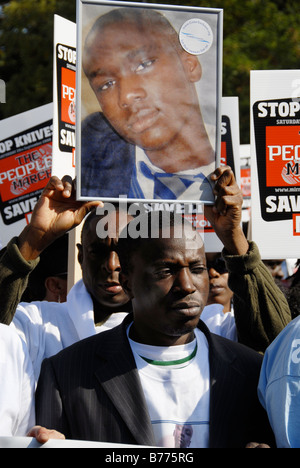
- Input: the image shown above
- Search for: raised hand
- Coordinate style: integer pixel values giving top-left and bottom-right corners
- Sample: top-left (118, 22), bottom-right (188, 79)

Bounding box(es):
top-left (18, 175), bottom-right (102, 260)
top-left (205, 166), bottom-right (249, 255)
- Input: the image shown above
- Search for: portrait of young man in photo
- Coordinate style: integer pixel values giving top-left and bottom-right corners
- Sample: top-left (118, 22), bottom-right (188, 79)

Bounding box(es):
top-left (78, 4), bottom-right (222, 203)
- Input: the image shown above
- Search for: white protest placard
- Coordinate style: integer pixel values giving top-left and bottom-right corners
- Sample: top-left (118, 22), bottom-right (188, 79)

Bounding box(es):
top-left (52, 15), bottom-right (77, 179)
top-left (221, 97), bottom-right (241, 188)
top-left (0, 103), bottom-right (53, 247)
top-left (250, 70), bottom-right (300, 259)
top-left (188, 96), bottom-right (241, 252)
top-left (50, 12), bottom-right (240, 254)
top-left (52, 15), bottom-right (82, 292)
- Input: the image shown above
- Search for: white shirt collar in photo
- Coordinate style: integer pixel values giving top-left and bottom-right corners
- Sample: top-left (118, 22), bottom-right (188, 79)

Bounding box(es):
top-left (135, 145), bottom-right (215, 201)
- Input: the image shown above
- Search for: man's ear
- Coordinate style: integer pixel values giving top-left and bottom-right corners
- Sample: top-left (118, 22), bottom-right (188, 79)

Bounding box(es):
top-left (120, 272), bottom-right (134, 299)
top-left (44, 276), bottom-right (66, 301)
top-left (77, 243), bottom-right (83, 265)
top-left (181, 50), bottom-right (202, 82)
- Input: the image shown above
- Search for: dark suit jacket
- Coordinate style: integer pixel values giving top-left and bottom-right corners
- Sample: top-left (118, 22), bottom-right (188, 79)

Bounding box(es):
top-left (81, 112), bottom-right (135, 198)
top-left (35, 315), bottom-right (274, 448)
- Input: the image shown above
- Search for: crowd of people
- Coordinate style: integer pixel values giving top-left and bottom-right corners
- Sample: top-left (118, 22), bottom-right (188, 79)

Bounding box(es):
top-left (2, 5), bottom-right (300, 449)
top-left (0, 165), bottom-right (298, 448)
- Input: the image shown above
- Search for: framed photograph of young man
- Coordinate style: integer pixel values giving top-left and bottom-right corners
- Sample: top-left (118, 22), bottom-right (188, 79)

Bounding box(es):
top-left (76, 0), bottom-right (223, 204)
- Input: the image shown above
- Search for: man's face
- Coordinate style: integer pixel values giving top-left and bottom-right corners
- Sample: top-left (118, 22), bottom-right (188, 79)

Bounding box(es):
top-left (78, 214), bottom-right (129, 309)
top-left (126, 224), bottom-right (209, 346)
top-left (173, 424), bottom-right (193, 448)
top-left (83, 20), bottom-right (200, 152)
top-left (206, 253), bottom-right (233, 309)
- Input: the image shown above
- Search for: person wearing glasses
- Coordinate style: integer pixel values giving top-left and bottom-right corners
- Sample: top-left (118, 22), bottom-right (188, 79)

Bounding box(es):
top-left (200, 253), bottom-right (236, 341)
top-left (206, 254), bottom-right (233, 313)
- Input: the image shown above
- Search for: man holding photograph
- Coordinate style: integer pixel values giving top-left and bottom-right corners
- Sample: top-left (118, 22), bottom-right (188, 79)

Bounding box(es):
top-left (80, 7), bottom-right (217, 202)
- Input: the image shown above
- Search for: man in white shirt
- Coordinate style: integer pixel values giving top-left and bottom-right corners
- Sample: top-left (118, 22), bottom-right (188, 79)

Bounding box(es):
top-left (0, 324), bottom-right (35, 436)
top-left (5, 193), bottom-right (132, 382)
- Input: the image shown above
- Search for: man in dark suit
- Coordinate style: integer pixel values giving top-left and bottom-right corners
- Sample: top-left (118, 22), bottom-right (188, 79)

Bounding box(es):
top-left (35, 191), bottom-right (274, 447)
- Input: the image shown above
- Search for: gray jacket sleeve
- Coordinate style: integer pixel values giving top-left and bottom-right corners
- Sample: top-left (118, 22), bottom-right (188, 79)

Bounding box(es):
top-left (224, 241), bottom-right (291, 353)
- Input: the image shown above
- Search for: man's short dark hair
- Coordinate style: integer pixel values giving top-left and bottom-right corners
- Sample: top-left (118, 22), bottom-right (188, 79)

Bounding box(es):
top-left (117, 211), bottom-right (195, 274)
top-left (84, 7), bottom-right (181, 61)
top-left (81, 202), bottom-right (121, 244)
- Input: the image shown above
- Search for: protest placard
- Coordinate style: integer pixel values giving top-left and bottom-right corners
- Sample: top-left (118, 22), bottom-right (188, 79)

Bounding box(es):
top-left (251, 70), bottom-right (300, 258)
top-left (183, 96), bottom-right (241, 252)
top-left (76, 0), bottom-right (223, 204)
top-left (221, 97), bottom-right (240, 187)
top-left (0, 103), bottom-right (53, 247)
top-left (52, 15), bottom-right (77, 179)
